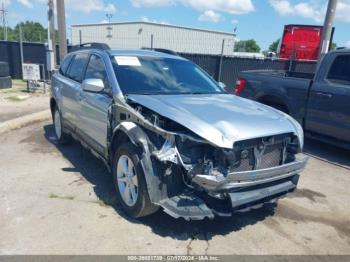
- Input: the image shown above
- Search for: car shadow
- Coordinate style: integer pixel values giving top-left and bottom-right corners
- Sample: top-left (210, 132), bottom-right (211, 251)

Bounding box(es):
top-left (43, 124), bottom-right (277, 241)
top-left (304, 138), bottom-right (350, 169)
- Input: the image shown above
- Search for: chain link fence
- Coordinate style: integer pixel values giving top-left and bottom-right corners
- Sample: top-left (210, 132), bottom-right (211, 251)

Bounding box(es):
top-left (1, 39), bottom-right (317, 91)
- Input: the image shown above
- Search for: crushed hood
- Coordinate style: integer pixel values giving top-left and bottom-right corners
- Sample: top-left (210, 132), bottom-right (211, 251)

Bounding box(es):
top-left (127, 94), bottom-right (300, 149)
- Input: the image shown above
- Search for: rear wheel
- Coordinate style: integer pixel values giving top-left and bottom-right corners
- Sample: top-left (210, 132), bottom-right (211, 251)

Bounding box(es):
top-left (53, 107), bottom-right (71, 145)
top-left (113, 142), bottom-right (159, 218)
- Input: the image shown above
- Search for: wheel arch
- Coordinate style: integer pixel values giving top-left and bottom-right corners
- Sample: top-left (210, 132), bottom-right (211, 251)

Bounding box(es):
top-left (256, 95), bottom-right (290, 114)
top-left (110, 121), bottom-right (166, 204)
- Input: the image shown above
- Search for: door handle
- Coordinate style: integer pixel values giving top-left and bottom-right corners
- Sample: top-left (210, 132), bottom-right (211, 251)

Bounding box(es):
top-left (316, 92), bottom-right (332, 98)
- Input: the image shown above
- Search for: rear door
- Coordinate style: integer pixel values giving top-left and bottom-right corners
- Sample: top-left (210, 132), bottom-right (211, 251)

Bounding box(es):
top-left (79, 54), bottom-right (112, 156)
top-left (62, 52), bottom-right (89, 130)
top-left (305, 53), bottom-right (350, 142)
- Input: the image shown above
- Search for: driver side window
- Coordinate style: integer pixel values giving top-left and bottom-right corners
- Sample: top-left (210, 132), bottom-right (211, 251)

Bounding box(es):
top-left (85, 54), bottom-right (110, 92)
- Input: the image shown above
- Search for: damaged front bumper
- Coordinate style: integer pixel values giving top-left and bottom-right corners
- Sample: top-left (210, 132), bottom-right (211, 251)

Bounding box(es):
top-left (192, 157), bottom-right (308, 191)
top-left (159, 157), bottom-right (307, 220)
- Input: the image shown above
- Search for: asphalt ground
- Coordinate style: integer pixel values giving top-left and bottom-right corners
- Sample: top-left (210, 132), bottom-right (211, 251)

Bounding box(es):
top-left (0, 121), bottom-right (349, 255)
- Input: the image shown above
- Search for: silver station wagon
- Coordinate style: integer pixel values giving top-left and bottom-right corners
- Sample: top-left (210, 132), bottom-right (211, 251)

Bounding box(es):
top-left (50, 43), bottom-right (307, 220)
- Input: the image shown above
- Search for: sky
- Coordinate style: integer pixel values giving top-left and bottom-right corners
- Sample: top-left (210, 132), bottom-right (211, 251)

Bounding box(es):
top-left (1, 0), bottom-right (350, 50)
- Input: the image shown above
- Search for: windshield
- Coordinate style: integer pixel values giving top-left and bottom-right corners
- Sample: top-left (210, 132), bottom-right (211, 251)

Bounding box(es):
top-left (111, 56), bottom-right (224, 95)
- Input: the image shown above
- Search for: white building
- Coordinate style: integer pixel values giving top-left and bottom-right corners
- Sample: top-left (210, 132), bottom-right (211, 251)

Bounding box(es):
top-left (71, 21), bottom-right (236, 55)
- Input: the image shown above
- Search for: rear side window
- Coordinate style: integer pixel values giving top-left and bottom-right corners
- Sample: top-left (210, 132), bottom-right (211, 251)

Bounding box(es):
top-left (66, 53), bottom-right (89, 82)
top-left (59, 54), bottom-right (73, 76)
top-left (327, 55), bottom-right (350, 86)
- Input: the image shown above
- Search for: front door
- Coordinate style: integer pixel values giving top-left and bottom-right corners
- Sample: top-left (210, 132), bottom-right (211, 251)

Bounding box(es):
top-left (306, 54), bottom-right (350, 142)
top-left (79, 54), bottom-right (112, 156)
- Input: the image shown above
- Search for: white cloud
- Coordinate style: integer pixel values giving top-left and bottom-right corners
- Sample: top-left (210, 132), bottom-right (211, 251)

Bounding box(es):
top-left (182, 0), bottom-right (254, 15)
top-left (231, 19), bottom-right (239, 24)
top-left (346, 40), bottom-right (350, 47)
top-left (14, 0), bottom-right (117, 14)
top-left (131, 0), bottom-right (175, 7)
top-left (1, 0), bottom-right (11, 7)
top-left (66, 0), bottom-right (116, 14)
top-left (131, 0), bottom-right (254, 14)
top-left (269, 0), bottom-right (323, 22)
top-left (336, 0), bottom-right (350, 22)
top-left (141, 16), bottom-right (169, 24)
top-left (198, 10), bottom-right (221, 23)
top-left (17, 0), bottom-right (32, 8)
top-left (270, 0), bottom-right (350, 23)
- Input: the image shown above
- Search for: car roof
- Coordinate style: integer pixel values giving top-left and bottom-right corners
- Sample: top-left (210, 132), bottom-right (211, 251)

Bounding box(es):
top-left (70, 48), bottom-right (187, 61)
top-left (108, 48), bottom-right (187, 60)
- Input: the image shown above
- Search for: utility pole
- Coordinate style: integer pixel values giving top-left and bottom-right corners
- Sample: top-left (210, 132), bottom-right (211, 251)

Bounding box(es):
top-left (0, 2), bottom-right (8, 40)
top-left (48, 0), bottom-right (56, 67)
top-left (56, 0), bottom-right (67, 64)
top-left (318, 0), bottom-right (338, 59)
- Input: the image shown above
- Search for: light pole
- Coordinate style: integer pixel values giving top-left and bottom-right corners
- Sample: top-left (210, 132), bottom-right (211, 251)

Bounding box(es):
top-left (318, 0), bottom-right (338, 59)
top-left (48, 0), bottom-right (56, 67)
top-left (56, 0), bottom-right (67, 64)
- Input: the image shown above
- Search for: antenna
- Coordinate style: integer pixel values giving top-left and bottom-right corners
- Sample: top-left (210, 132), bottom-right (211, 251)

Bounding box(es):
top-left (106, 13), bottom-right (113, 39)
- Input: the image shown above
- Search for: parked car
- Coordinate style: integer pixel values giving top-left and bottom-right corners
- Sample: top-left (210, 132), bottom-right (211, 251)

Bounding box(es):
top-left (236, 49), bottom-right (350, 150)
top-left (50, 43), bottom-right (307, 220)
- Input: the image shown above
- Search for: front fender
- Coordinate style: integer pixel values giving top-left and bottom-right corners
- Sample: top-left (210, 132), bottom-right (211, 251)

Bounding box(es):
top-left (111, 122), bottom-right (167, 204)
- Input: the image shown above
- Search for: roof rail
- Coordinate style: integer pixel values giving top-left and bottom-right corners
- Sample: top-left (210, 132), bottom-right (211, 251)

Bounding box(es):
top-left (141, 47), bottom-right (179, 56)
top-left (70, 42), bottom-right (110, 52)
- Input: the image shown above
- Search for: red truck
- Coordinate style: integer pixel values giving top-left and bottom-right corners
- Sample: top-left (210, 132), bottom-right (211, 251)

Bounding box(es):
top-left (278, 24), bottom-right (327, 61)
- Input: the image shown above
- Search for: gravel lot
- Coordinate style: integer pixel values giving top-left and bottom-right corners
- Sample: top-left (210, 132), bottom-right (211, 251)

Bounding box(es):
top-left (0, 82), bottom-right (49, 123)
top-left (0, 121), bottom-right (350, 255)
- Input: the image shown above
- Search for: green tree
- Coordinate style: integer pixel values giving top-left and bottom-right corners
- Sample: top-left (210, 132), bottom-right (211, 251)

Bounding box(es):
top-left (330, 42), bottom-right (337, 50)
top-left (1, 21), bottom-right (59, 43)
top-left (269, 39), bottom-right (280, 53)
top-left (14, 21), bottom-right (47, 42)
top-left (234, 39), bottom-right (261, 53)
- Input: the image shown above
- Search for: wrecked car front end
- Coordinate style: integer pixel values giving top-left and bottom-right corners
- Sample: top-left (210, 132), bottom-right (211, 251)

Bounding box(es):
top-left (111, 94), bottom-right (307, 220)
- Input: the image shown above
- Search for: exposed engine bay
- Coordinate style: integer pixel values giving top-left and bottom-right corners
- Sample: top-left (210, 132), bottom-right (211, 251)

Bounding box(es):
top-left (109, 96), bottom-right (308, 220)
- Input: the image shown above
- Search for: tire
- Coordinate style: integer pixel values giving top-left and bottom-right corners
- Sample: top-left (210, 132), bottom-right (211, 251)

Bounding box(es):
top-left (113, 142), bottom-right (159, 218)
top-left (53, 106), bottom-right (71, 145)
top-left (0, 62), bottom-right (9, 77)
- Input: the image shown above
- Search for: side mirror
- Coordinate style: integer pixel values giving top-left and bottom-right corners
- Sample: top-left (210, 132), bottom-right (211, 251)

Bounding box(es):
top-left (218, 82), bottom-right (226, 90)
top-left (82, 78), bottom-right (105, 93)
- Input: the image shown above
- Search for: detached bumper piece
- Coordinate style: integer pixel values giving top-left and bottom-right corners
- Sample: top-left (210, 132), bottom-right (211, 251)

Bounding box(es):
top-left (229, 177), bottom-right (298, 212)
top-left (159, 193), bottom-right (215, 220)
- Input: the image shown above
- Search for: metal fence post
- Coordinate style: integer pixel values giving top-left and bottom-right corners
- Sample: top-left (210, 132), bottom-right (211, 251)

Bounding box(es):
top-left (19, 26), bottom-right (24, 79)
top-left (218, 39), bottom-right (225, 82)
top-left (79, 30), bottom-right (82, 45)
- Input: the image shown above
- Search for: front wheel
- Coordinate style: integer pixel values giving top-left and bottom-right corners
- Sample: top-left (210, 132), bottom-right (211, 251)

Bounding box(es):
top-left (113, 142), bottom-right (159, 218)
top-left (53, 107), bottom-right (71, 145)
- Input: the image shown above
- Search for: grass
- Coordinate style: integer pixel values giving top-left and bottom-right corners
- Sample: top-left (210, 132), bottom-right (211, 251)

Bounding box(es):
top-left (12, 79), bottom-right (27, 84)
top-left (5, 95), bottom-right (25, 102)
top-left (49, 193), bottom-right (75, 201)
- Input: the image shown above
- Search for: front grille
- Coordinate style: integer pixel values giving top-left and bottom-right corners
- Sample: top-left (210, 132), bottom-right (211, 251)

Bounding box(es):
top-left (258, 143), bottom-right (283, 169)
top-left (230, 138), bottom-right (286, 173)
